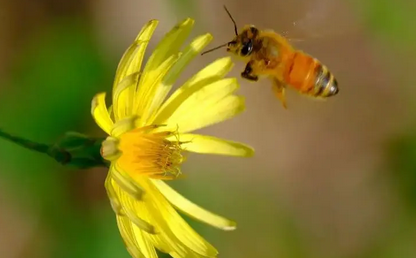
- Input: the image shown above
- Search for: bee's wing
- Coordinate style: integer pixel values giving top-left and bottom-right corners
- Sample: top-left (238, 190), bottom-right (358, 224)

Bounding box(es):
top-left (282, 0), bottom-right (359, 42)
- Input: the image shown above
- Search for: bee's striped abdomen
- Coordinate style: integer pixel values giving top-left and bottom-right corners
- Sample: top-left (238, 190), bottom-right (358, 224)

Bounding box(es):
top-left (313, 63), bottom-right (339, 97)
top-left (282, 51), bottom-right (339, 99)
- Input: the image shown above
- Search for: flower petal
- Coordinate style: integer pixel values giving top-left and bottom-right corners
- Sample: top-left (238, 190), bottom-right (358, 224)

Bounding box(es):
top-left (110, 165), bottom-right (215, 256)
top-left (117, 215), bottom-right (148, 258)
top-left (128, 175), bottom-right (218, 256)
top-left (109, 175), bottom-right (170, 254)
top-left (109, 165), bottom-right (145, 200)
top-left (113, 72), bottom-right (140, 121)
top-left (106, 174), bottom-right (149, 258)
top-left (105, 172), bottom-right (125, 215)
top-left (134, 18), bottom-right (194, 123)
top-left (131, 224), bottom-right (158, 258)
top-left (112, 20), bottom-right (158, 120)
top-left (113, 20), bottom-right (158, 88)
top-left (146, 33), bottom-right (213, 120)
top-left (135, 54), bottom-right (180, 126)
top-left (152, 57), bottom-right (234, 125)
top-left (109, 170), bottom-right (156, 235)
top-left (141, 18), bottom-right (194, 76)
top-left (158, 78), bottom-right (245, 133)
top-left (152, 180), bottom-right (237, 231)
top-left (110, 116), bottom-right (139, 137)
top-left (91, 93), bottom-right (113, 134)
top-left (175, 134), bottom-right (254, 157)
top-left (108, 176), bottom-right (159, 258)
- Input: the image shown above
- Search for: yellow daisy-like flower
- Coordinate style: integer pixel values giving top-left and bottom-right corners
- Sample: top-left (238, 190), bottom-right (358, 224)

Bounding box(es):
top-left (91, 18), bottom-right (253, 258)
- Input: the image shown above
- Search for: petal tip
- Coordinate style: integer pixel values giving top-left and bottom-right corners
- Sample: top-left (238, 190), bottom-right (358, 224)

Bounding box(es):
top-left (182, 17), bottom-right (195, 26)
top-left (145, 19), bottom-right (159, 28)
top-left (218, 56), bottom-right (234, 72)
top-left (173, 18), bottom-right (195, 32)
top-left (204, 33), bottom-right (214, 41)
top-left (91, 92), bottom-right (106, 114)
top-left (222, 222), bottom-right (237, 231)
top-left (229, 77), bottom-right (239, 87)
top-left (198, 33), bottom-right (213, 47)
top-left (236, 96), bottom-right (246, 112)
top-left (135, 19), bottom-right (159, 42)
top-left (221, 56), bottom-right (233, 62)
top-left (244, 146), bottom-right (255, 157)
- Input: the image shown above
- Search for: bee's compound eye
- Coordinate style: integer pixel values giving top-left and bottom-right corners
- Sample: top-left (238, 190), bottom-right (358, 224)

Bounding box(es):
top-left (250, 26), bottom-right (259, 35)
top-left (240, 41), bottom-right (253, 56)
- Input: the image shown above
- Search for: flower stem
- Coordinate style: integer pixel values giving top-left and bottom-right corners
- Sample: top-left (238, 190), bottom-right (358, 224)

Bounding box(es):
top-left (0, 128), bottom-right (50, 154)
top-left (0, 128), bottom-right (109, 169)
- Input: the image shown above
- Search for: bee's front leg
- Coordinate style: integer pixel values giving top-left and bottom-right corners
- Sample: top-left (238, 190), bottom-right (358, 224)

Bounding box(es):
top-left (241, 61), bottom-right (259, 81)
top-left (272, 78), bottom-right (287, 109)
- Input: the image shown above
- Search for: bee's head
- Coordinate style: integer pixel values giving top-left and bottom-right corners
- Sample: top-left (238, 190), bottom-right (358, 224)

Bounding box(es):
top-left (200, 6), bottom-right (259, 57)
top-left (226, 25), bottom-right (259, 57)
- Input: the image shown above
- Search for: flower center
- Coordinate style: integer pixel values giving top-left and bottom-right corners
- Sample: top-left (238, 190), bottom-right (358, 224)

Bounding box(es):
top-left (104, 126), bottom-right (185, 180)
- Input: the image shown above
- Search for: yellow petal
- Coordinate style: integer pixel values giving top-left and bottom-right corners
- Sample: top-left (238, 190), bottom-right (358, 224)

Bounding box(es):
top-left (124, 207), bottom-right (156, 235)
top-left (113, 20), bottom-right (158, 120)
top-left (174, 134), bottom-right (254, 157)
top-left (152, 57), bottom-right (234, 125)
top-left (117, 215), bottom-right (147, 258)
top-left (141, 18), bottom-right (194, 75)
top-left (110, 174), bottom-right (169, 254)
top-left (135, 54), bottom-right (180, 126)
top-left (111, 172), bottom-right (204, 257)
top-left (110, 116), bottom-right (139, 137)
top-left (132, 196), bottom-right (188, 257)
top-left (105, 173), bottom-right (125, 215)
top-left (147, 33), bottom-right (213, 119)
top-left (110, 181), bottom-right (148, 258)
top-left (131, 225), bottom-right (158, 258)
top-left (91, 92), bottom-right (113, 134)
top-left (113, 20), bottom-right (158, 88)
top-left (170, 251), bottom-right (203, 258)
top-left (105, 172), bottom-right (156, 234)
top-left (113, 72), bottom-right (140, 121)
top-left (108, 105), bottom-right (114, 120)
top-left (159, 78), bottom-right (245, 133)
top-left (109, 165), bottom-right (144, 200)
top-left (178, 94), bottom-right (245, 133)
top-left (152, 180), bottom-right (237, 231)
top-left (129, 176), bottom-right (218, 257)
top-left (134, 18), bottom-right (194, 123)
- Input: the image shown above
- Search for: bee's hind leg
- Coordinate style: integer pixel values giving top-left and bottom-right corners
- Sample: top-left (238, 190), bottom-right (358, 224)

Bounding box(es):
top-left (241, 61), bottom-right (259, 81)
top-left (272, 78), bottom-right (287, 109)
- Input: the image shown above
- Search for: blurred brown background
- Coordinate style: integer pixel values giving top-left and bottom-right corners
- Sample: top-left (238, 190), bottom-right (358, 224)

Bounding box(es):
top-left (1, 0), bottom-right (416, 257)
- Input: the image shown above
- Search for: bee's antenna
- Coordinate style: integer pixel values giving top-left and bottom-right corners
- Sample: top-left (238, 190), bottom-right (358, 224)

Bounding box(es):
top-left (200, 43), bottom-right (229, 56)
top-left (223, 5), bottom-right (238, 36)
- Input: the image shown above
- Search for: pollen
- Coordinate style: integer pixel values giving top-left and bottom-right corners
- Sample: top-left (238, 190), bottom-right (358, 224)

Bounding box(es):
top-left (116, 127), bottom-right (185, 180)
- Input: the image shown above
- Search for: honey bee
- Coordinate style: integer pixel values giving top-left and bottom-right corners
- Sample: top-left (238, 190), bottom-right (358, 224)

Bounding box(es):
top-left (201, 6), bottom-right (339, 109)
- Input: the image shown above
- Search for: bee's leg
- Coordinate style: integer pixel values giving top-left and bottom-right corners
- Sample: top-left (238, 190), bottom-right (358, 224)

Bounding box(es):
top-left (241, 61), bottom-right (259, 81)
top-left (272, 78), bottom-right (287, 109)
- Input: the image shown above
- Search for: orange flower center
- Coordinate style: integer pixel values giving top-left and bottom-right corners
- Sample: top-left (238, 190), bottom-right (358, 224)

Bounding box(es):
top-left (112, 127), bottom-right (185, 180)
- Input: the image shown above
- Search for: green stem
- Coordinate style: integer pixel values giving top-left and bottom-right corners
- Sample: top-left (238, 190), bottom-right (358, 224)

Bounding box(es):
top-left (0, 128), bottom-right (108, 169)
top-left (0, 128), bottom-right (50, 154)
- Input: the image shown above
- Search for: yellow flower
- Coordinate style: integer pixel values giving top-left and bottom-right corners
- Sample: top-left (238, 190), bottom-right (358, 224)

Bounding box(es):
top-left (91, 18), bottom-right (253, 258)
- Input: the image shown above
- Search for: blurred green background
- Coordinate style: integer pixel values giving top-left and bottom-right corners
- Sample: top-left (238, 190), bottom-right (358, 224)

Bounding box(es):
top-left (1, 0), bottom-right (416, 257)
